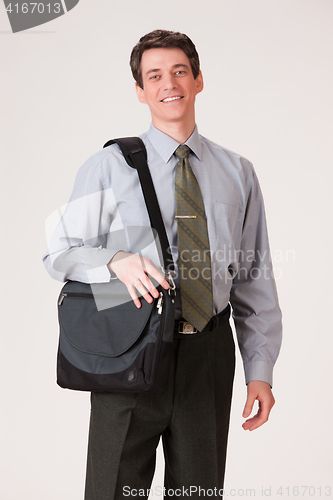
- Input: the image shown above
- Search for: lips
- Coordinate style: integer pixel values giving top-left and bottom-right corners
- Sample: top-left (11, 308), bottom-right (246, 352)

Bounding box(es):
top-left (161, 96), bottom-right (184, 103)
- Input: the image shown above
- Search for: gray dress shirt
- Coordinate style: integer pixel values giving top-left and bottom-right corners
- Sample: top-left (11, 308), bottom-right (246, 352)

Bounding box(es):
top-left (43, 124), bottom-right (282, 386)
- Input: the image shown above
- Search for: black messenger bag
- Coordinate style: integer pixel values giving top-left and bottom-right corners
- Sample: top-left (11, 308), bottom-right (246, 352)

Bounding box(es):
top-left (56, 137), bottom-right (176, 393)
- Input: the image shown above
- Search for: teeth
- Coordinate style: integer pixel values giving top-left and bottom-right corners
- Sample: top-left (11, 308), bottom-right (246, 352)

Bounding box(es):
top-left (162, 96), bottom-right (182, 102)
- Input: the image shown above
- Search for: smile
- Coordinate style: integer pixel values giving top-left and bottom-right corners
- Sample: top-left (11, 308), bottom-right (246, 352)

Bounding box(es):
top-left (161, 96), bottom-right (183, 103)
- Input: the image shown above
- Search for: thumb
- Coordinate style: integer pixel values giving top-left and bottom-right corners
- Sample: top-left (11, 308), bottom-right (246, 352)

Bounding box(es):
top-left (243, 391), bottom-right (256, 418)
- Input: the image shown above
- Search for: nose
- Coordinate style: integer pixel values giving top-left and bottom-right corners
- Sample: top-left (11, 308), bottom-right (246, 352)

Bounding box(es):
top-left (163, 74), bottom-right (177, 91)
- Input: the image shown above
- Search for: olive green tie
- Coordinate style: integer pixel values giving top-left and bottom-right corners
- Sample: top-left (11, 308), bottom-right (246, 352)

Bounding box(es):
top-left (174, 145), bottom-right (213, 331)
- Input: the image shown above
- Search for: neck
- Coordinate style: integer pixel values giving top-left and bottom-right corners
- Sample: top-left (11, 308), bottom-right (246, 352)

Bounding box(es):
top-left (152, 116), bottom-right (196, 144)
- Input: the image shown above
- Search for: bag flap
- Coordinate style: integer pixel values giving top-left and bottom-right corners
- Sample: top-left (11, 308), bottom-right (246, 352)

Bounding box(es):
top-left (58, 280), bottom-right (155, 357)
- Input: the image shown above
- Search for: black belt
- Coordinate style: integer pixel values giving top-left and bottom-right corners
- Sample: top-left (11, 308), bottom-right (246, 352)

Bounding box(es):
top-left (174, 304), bottom-right (231, 335)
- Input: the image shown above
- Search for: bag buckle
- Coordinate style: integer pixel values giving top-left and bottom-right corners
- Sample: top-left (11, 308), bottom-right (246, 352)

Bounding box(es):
top-left (178, 321), bottom-right (197, 334)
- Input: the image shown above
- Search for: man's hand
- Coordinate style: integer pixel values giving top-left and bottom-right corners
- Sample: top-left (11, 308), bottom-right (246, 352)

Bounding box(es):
top-left (242, 380), bottom-right (275, 431)
top-left (108, 251), bottom-right (169, 308)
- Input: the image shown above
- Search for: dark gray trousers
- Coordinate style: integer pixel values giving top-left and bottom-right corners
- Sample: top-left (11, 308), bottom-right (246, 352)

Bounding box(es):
top-left (84, 308), bottom-right (235, 500)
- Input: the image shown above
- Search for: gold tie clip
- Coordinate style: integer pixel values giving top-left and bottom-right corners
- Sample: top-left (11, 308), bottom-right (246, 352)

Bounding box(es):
top-left (175, 216), bottom-right (197, 220)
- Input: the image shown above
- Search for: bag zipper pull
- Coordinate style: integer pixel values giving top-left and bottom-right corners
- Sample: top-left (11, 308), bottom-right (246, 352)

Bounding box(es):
top-left (157, 292), bottom-right (163, 314)
top-left (58, 293), bottom-right (67, 305)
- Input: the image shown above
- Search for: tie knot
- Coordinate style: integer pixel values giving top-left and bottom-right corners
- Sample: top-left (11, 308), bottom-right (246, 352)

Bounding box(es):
top-left (175, 145), bottom-right (191, 160)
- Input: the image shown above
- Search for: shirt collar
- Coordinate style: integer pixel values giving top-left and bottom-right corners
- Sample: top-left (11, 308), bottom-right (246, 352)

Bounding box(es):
top-left (146, 123), bottom-right (202, 163)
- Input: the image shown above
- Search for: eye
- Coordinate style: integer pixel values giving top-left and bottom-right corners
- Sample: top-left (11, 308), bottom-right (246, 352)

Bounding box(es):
top-left (175, 70), bottom-right (186, 75)
top-left (150, 75), bottom-right (160, 80)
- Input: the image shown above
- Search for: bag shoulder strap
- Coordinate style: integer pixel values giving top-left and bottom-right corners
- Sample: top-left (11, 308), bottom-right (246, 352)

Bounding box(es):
top-left (103, 137), bottom-right (175, 274)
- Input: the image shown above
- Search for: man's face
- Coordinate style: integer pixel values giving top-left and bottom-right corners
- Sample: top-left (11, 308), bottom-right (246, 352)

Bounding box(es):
top-left (136, 47), bottom-right (203, 131)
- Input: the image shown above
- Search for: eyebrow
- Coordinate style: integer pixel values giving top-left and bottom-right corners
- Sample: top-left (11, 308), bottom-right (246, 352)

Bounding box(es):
top-left (146, 64), bottom-right (189, 76)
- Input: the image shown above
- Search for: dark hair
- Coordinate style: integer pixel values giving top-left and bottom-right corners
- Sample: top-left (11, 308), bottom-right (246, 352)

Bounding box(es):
top-left (130, 30), bottom-right (200, 89)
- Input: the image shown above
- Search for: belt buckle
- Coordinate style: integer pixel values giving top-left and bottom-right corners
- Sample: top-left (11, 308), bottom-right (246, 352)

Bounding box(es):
top-left (178, 321), bottom-right (197, 334)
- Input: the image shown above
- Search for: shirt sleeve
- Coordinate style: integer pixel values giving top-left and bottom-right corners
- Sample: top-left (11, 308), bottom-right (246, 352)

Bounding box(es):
top-left (229, 166), bottom-right (282, 387)
top-left (43, 155), bottom-right (123, 284)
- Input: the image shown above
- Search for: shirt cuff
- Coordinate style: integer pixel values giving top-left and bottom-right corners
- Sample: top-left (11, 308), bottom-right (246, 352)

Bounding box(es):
top-left (243, 360), bottom-right (273, 388)
top-left (85, 248), bottom-right (122, 283)
top-left (86, 265), bottom-right (111, 283)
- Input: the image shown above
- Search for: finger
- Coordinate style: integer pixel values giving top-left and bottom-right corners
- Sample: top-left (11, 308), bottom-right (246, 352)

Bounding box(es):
top-left (242, 407), bottom-right (262, 427)
top-left (243, 415), bottom-right (266, 431)
top-left (131, 279), bottom-right (154, 304)
top-left (242, 391), bottom-right (256, 418)
top-left (242, 415), bottom-right (258, 426)
top-left (243, 402), bottom-right (270, 431)
top-left (160, 278), bottom-right (170, 289)
top-left (132, 256), bottom-right (170, 290)
top-left (250, 399), bottom-right (270, 429)
top-left (126, 284), bottom-right (142, 309)
top-left (243, 403), bottom-right (262, 423)
top-left (140, 273), bottom-right (160, 299)
top-left (144, 261), bottom-right (170, 289)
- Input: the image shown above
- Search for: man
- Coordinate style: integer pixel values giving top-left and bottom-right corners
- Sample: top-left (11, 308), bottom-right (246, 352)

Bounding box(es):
top-left (44, 30), bottom-right (282, 499)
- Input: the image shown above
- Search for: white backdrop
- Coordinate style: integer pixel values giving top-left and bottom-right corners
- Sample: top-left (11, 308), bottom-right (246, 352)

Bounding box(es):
top-left (1, 0), bottom-right (332, 499)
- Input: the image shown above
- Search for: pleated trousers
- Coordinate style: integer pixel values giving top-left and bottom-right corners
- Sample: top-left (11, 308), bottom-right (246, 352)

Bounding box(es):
top-left (84, 305), bottom-right (235, 500)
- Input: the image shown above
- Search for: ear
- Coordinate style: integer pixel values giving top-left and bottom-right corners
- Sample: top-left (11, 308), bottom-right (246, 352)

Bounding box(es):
top-left (195, 70), bottom-right (204, 95)
top-left (135, 83), bottom-right (146, 104)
